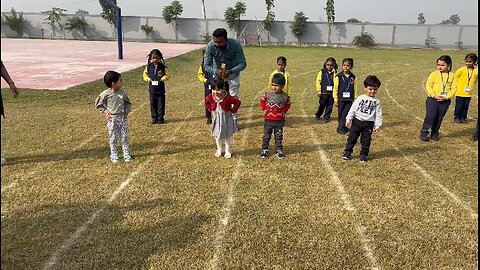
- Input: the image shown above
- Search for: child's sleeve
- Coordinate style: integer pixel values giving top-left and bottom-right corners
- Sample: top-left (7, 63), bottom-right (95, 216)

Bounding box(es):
top-left (231, 97), bottom-right (241, 113)
top-left (286, 72), bottom-right (291, 97)
top-left (124, 92), bottom-right (132, 113)
top-left (260, 92), bottom-right (268, 111)
top-left (205, 95), bottom-right (214, 112)
top-left (315, 71), bottom-right (322, 95)
top-left (446, 74), bottom-right (458, 100)
top-left (374, 100), bottom-right (383, 129)
top-left (161, 67), bottom-right (170, 81)
top-left (426, 71), bottom-right (436, 97)
top-left (142, 66), bottom-right (150, 82)
top-left (198, 66), bottom-right (207, 83)
top-left (284, 96), bottom-right (291, 113)
top-left (332, 76), bottom-right (339, 101)
top-left (94, 93), bottom-right (107, 113)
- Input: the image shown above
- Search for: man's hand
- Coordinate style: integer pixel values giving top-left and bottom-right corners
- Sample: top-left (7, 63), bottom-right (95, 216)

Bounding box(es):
top-left (345, 120), bottom-right (352, 129)
top-left (8, 81), bottom-right (19, 98)
top-left (105, 112), bottom-right (111, 121)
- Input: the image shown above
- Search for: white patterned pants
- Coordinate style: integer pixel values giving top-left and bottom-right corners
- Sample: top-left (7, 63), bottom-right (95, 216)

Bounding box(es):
top-left (107, 116), bottom-right (132, 160)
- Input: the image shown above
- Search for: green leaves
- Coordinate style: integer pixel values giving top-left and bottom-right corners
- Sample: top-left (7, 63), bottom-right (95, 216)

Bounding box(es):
top-left (2, 7), bottom-right (25, 37)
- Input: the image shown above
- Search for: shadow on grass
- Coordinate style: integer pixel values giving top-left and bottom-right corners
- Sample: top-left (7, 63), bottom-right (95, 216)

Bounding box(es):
top-left (442, 125), bottom-right (476, 139)
top-left (372, 145), bottom-right (432, 160)
top-left (1, 198), bottom-right (211, 269)
top-left (235, 142), bottom-right (344, 157)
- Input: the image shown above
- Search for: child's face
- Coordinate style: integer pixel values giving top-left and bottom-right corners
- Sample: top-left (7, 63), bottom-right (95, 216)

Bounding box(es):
top-left (212, 88), bottom-right (225, 98)
top-left (111, 77), bottom-right (123, 90)
top-left (325, 61), bottom-right (335, 72)
top-left (465, 59), bottom-right (475, 69)
top-left (271, 83), bottom-right (284, 94)
top-left (364, 86), bottom-right (378, 97)
top-left (277, 60), bottom-right (286, 72)
top-left (437, 60), bottom-right (450, 73)
top-left (342, 62), bottom-right (352, 73)
top-left (151, 54), bottom-right (161, 65)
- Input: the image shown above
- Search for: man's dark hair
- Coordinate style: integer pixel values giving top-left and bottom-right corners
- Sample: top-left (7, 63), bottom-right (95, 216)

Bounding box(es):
top-left (212, 28), bottom-right (228, 39)
top-left (364, 75), bottom-right (381, 88)
top-left (104, 70), bottom-right (121, 87)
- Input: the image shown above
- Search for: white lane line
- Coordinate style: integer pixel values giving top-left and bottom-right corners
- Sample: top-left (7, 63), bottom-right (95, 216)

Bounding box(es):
top-left (208, 70), bottom-right (316, 270)
top-left (299, 84), bottom-right (382, 270)
top-left (42, 110), bottom-right (195, 270)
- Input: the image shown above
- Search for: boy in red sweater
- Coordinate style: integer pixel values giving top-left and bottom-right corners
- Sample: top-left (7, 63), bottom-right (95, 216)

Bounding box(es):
top-left (260, 73), bottom-right (291, 159)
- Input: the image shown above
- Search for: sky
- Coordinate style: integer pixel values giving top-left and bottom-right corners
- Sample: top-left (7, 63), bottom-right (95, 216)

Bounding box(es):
top-left (1, 0), bottom-right (478, 25)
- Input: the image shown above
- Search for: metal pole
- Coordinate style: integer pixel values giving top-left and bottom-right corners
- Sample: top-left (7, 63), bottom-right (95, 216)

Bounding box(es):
top-left (117, 8), bottom-right (123, 59)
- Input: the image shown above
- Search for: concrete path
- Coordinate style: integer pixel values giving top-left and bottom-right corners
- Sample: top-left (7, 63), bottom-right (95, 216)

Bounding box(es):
top-left (0, 38), bottom-right (204, 90)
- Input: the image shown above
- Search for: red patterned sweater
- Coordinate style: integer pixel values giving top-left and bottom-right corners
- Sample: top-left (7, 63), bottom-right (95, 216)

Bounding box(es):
top-left (260, 91), bottom-right (291, 120)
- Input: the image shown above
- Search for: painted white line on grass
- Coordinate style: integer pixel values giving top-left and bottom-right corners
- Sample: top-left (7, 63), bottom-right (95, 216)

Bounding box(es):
top-left (43, 110), bottom-right (195, 270)
top-left (209, 70), bottom-right (317, 270)
top-left (300, 84), bottom-right (382, 270)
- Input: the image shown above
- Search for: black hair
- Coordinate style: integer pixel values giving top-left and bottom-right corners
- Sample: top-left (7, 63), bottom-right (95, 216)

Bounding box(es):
top-left (211, 77), bottom-right (229, 92)
top-left (437, 55), bottom-right (452, 71)
top-left (342, 57), bottom-right (354, 68)
top-left (277, 56), bottom-right (287, 63)
top-left (104, 70), bottom-right (121, 88)
top-left (323, 57), bottom-right (338, 71)
top-left (147, 49), bottom-right (165, 65)
top-left (465, 53), bottom-right (478, 65)
top-left (364, 75), bottom-right (381, 88)
top-left (212, 28), bottom-right (228, 39)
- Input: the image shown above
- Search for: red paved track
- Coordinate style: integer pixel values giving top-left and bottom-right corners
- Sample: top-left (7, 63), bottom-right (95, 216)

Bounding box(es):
top-left (0, 38), bottom-right (204, 90)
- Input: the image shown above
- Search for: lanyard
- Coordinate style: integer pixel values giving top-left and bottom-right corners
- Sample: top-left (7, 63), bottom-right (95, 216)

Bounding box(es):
top-left (325, 70), bottom-right (332, 86)
top-left (153, 66), bottom-right (157, 79)
top-left (440, 71), bottom-right (449, 93)
top-left (342, 75), bottom-right (351, 92)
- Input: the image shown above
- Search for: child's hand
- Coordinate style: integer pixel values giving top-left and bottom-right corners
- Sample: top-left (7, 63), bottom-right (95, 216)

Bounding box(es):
top-left (317, 93), bottom-right (322, 97)
top-left (124, 112), bottom-right (129, 118)
top-left (105, 112), bottom-right (111, 121)
top-left (345, 120), bottom-right (352, 129)
top-left (373, 128), bottom-right (380, 134)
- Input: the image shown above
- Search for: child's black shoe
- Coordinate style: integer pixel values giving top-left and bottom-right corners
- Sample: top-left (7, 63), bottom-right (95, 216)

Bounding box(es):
top-left (260, 150), bottom-right (269, 158)
top-left (275, 150), bottom-right (285, 160)
top-left (342, 151), bottom-right (351, 160)
top-left (360, 155), bottom-right (369, 162)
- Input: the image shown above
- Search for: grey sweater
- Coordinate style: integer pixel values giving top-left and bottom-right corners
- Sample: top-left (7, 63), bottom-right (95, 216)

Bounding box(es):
top-left (346, 94), bottom-right (383, 129)
top-left (95, 89), bottom-right (132, 116)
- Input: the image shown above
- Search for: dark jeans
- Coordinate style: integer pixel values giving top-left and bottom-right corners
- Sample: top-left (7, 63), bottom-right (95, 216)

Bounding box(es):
top-left (337, 101), bottom-right (353, 132)
top-left (315, 94), bottom-right (334, 120)
top-left (344, 118), bottom-right (374, 156)
top-left (262, 120), bottom-right (285, 151)
top-left (454, 96), bottom-right (471, 121)
top-left (420, 97), bottom-right (451, 136)
top-left (149, 92), bottom-right (166, 121)
top-left (204, 83), bottom-right (212, 120)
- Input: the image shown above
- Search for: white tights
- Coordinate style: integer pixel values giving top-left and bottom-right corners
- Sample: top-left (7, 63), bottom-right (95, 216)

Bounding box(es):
top-left (215, 137), bottom-right (232, 153)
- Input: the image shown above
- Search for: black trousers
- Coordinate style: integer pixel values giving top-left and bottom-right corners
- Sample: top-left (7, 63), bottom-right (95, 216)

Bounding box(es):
top-left (204, 83), bottom-right (212, 120)
top-left (315, 94), bottom-right (334, 120)
top-left (149, 92), bottom-right (166, 121)
top-left (262, 120), bottom-right (285, 151)
top-left (344, 118), bottom-right (374, 156)
top-left (420, 97), bottom-right (451, 136)
top-left (337, 101), bottom-right (353, 131)
top-left (454, 96), bottom-right (471, 121)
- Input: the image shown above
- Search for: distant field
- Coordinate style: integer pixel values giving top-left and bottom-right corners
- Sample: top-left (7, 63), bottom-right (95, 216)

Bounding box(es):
top-left (1, 47), bottom-right (477, 269)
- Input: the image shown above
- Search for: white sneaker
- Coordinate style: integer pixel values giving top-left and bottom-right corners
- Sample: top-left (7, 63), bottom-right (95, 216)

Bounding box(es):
top-left (214, 150), bottom-right (222, 157)
top-left (1, 157), bottom-right (6, 166)
top-left (224, 152), bottom-right (232, 159)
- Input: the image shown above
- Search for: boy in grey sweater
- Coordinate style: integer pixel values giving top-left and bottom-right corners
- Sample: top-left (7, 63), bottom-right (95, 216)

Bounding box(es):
top-left (95, 71), bottom-right (133, 163)
top-left (342, 75), bottom-right (383, 162)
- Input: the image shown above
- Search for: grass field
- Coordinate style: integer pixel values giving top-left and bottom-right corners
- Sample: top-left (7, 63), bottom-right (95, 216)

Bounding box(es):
top-left (1, 46), bottom-right (478, 270)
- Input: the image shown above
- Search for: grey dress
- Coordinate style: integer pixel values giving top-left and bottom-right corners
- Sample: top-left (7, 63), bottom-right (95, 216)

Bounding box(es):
top-left (211, 98), bottom-right (238, 140)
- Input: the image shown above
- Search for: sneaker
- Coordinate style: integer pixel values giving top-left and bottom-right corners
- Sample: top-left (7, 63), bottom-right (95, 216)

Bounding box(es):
top-left (1, 157), bottom-right (6, 166)
top-left (471, 135), bottom-right (478, 142)
top-left (342, 151), bottom-right (351, 160)
top-left (454, 118), bottom-right (462, 124)
top-left (224, 152), bottom-right (232, 159)
top-left (259, 150), bottom-right (269, 158)
top-left (275, 150), bottom-right (286, 159)
top-left (337, 129), bottom-right (347, 135)
top-left (360, 155), bottom-right (369, 162)
top-left (151, 119), bottom-right (158, 124)
top-left (206, 118), bottom-right (212, 124)
top-left (124, 156), bottom-right (134, 162)
top-left (315, 115), bottom-right (321, 121)
top-left (157, 119), bottom-right (165, 124)
top-left (431, 134), bottom-right (440, 141)
top-left (215, 150), bottom-right (222, 157)
top-left (420, 134), bottom-right (430, 141)
top-left (323, 118), bottom-right (330, 123)
top-left (111, 159), bottom-right (119, 164)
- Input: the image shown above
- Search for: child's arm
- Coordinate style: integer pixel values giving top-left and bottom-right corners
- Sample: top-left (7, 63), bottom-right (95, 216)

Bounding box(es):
top-left (425, 71), bottom-right (436, 98)
top-left (446, 73), bottom-right (458, 100)
top-left (198, 66), bottom-right (207, 83)
top-left (94, 92), bottom-right (111, 120)
top-left (161, 67), bottom-right (170, 81)
top-left (284, 96), bottom-right (291, 113)
top-left (315, 71), bottom-right (322, 96)
top-left (205, 95), bottom-right (215, 112)
top-left (333, 76), bottom-right (339, 106)
top-left (260, 92), bottom-right (268, 111)
top-left (373, 100), bottom-right (383, 134)
top-left (124, 92), bottom-right (132, 117)
top-left (285, 72), bottom-right (291, 97)
top-left (345, 97), bottom-right (360, 128)
top-left (142, 66), bottom-right (151, 82)
top-left (230, 96), bottom-right (241, 113)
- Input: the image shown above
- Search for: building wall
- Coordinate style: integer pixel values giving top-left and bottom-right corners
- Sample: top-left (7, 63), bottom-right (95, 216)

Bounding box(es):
top-left (1, 12), bottom-right (477, 49)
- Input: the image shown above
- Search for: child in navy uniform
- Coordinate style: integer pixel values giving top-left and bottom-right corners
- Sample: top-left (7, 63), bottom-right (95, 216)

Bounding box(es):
top-left (342, 75), bottom-right (383, 162)
top-left (143, 49), bottom-right (170, 124)
top-left (333, 58), bottom-right (357, 134)
top-left (198, 48), bottom-right (214, 124)
top-left (315, 57), bottom-right (338, 123)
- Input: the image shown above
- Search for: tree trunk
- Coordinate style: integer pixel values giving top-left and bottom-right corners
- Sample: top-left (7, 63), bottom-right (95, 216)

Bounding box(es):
top-left (328, 23), bottom-right (332, 45)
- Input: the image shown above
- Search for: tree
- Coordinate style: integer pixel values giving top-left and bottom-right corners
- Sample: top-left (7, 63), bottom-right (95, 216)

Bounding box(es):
top-left (352, 32), bottom-right (376, 47)
top-left (290, 11), bottom-right (308, 46)
top-left (42, 7), bottom-right (67, 38)
top-left (75, 9), bottom-right (89, 16)
top-left (347, 18), bottom-right (361, 23)
top-left (140, 23), bottom-right (154, 40)
top-left (65, 16), bottom-right (89, 38)
top-left (439, 14), bottom-right (461, 25)
top-left (224, 1), bottom-right (247, 38)
top-left (162, 0), bottom-right (183, 43)
top-left (417, 13), bottom-right (425, 24)
top-left (324, 0), bottom-right (335, 45)
top-left (263, 0), bottom-right (275, 44)
top-left (99, 0), bottom-right (117, 36)
top-left (2, 7), bottom-right (26, 37)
